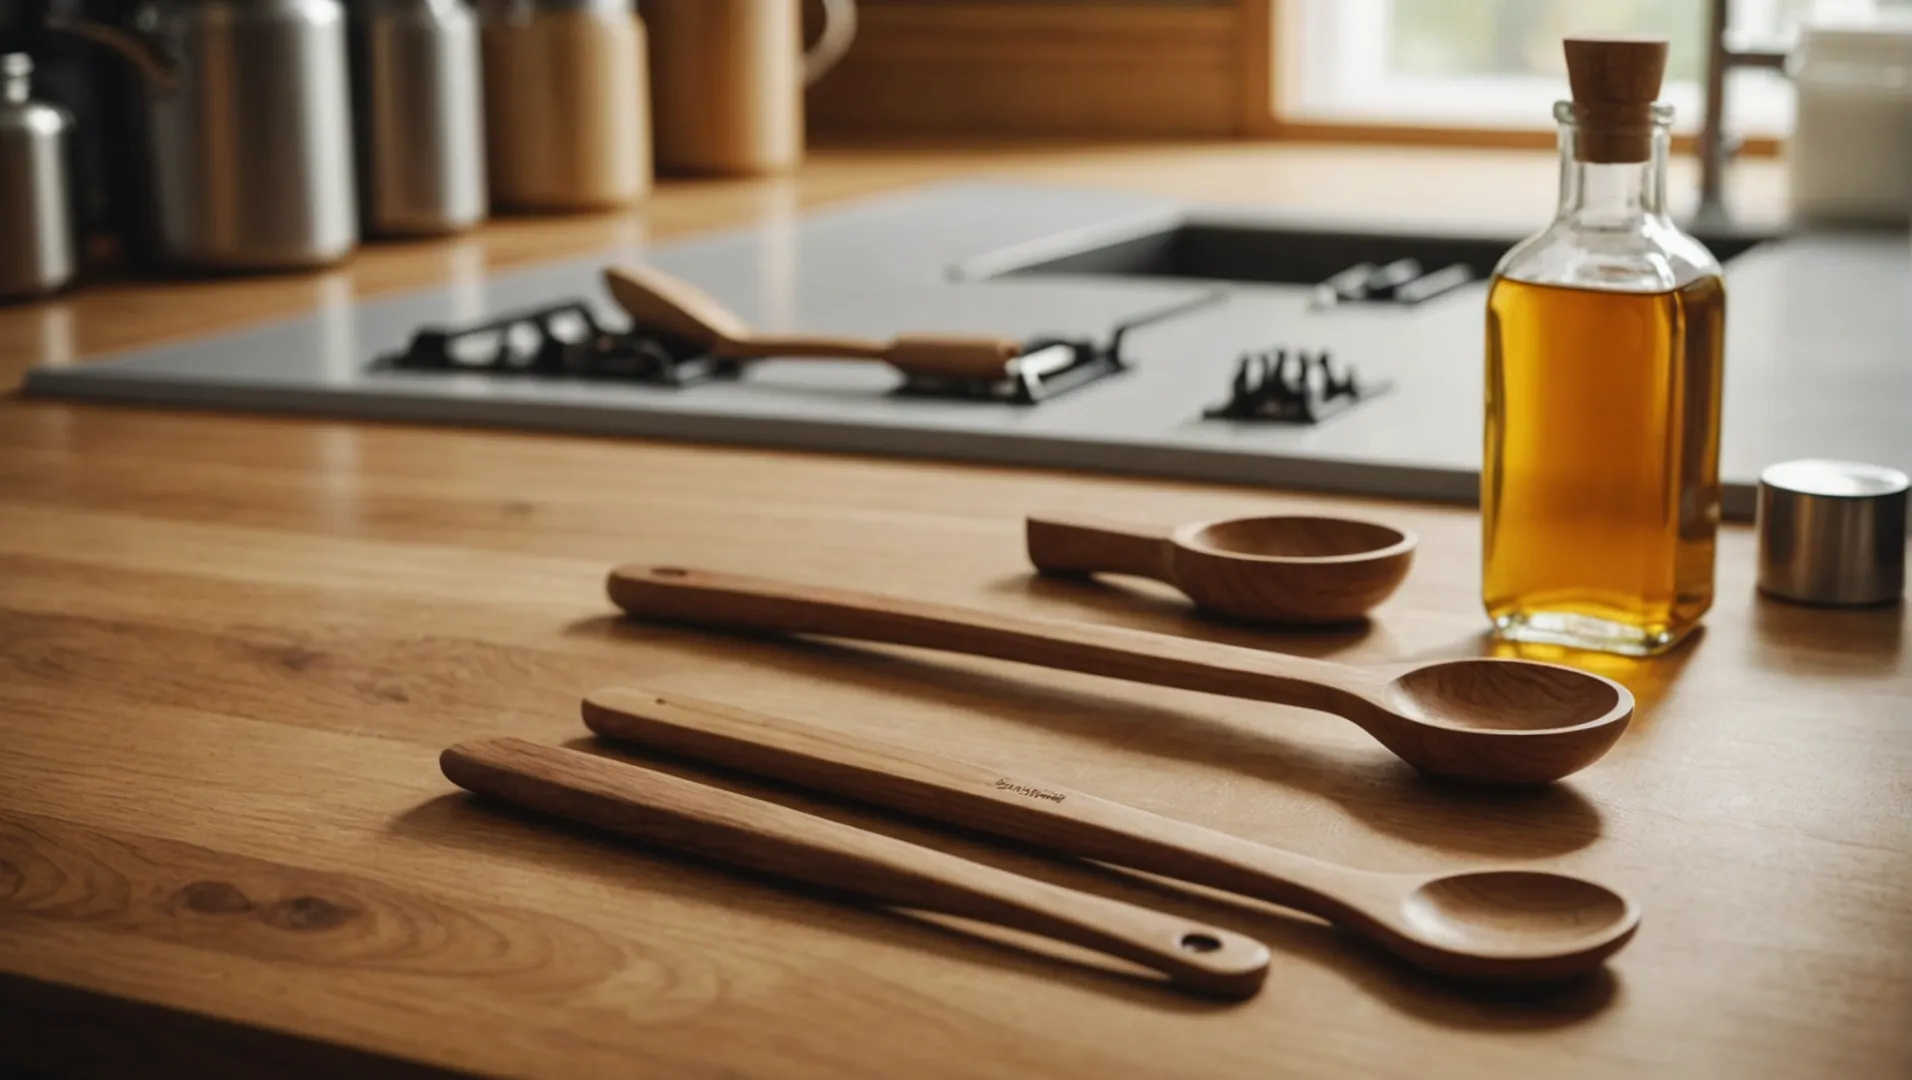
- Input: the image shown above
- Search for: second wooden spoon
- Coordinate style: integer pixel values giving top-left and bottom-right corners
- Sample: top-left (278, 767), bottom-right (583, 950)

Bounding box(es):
top-left (605, 565), bottom-right (1634, 784)
top-left (584, 688), bottom-right (1641, 981)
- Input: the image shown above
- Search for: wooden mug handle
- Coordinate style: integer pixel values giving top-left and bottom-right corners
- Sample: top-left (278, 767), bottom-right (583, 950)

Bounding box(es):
top-left (441, 737), bottom-right (1269, 998)
top-left (1025, 514), bottom-right (1176, 581)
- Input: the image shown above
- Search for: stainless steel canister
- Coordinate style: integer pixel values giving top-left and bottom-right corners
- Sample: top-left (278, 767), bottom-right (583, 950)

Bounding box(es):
top-left (1757, 459), bottom-right (1909, 606)
top-left (0, 54), bottom-right (76, 299)
top-left (351, 0), bottom-right (487, 235)
top-left (58, 0), bottom-right (359, 269)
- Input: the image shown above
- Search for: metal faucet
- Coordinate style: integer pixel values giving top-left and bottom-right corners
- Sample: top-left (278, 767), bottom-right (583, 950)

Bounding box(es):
top-left (1697, 0), bottom-right (1789, 223)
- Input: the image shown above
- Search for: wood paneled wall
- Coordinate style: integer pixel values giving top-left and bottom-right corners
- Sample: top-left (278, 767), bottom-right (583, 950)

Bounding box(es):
top-left (807, 1), bottom-right (1258, 137)
top-left (804, 1), bottom-right (1776, 156)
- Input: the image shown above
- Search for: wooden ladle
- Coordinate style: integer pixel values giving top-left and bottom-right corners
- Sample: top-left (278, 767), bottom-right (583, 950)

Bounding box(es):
top-left (605, 566), bottom-right (1635, 784)
top-left (441, 736), bottom-right (1271, 998)
top-left (584, 688), bottom-right (1642, 981)
top-left (1028, 512), bottom-right (1416, 623)
top-left (603, 264), bottom-right (1025, 380)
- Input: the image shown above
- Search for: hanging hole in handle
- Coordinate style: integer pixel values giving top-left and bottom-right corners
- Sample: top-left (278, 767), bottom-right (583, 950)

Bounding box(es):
top-left (1179, 932), bottom-right (1222, 954)
top-left (651, 567), bottom-right (689, 578)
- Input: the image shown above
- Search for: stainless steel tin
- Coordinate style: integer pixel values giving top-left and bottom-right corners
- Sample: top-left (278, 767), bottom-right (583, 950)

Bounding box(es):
top-left (352, 0), bottom-right (487, 235)
top-left (0, 54), bottom-right (77, 299)
top-left (59, 0), bottom-right (359, 269)
top-left (1756, 459), bottom-right (1909, 606)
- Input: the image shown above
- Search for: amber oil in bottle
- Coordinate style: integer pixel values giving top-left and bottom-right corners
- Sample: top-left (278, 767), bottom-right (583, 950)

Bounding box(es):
top-left (1482, 37), bottom-right (1726, 656)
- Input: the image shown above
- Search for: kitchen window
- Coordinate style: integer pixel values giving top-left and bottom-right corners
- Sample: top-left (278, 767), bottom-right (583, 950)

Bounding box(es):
top-left (1276, 0), bottom-right (1912, 137)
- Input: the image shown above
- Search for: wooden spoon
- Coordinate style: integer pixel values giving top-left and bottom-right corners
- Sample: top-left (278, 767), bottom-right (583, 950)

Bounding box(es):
top-left (603, 265), bottom-right (1025, 380)
top-left (584, 688), bottom-right (1641, 981)
top-left (441, 736), bottom-right (1270, 998)
top-left (604, 566), bottom-right (1634, 784)
top-left (1027, 512), bottom-right (1416, 623)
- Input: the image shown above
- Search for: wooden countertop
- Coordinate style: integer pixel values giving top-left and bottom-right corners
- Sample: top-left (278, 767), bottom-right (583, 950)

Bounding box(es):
top-left (2, 142), bottom-right (1905, 1080)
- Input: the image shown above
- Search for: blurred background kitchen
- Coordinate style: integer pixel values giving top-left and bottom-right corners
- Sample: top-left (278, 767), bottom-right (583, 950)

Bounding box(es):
top-left (3, 0), bottom-right (1910, 300)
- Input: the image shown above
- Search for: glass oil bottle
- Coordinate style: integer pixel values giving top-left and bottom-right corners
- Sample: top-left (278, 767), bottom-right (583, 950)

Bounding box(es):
top-left (1483, 37), bottom-right (1726, 656)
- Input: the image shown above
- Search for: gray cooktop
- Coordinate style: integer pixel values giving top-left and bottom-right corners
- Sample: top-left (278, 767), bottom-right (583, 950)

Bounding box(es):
top-left (23, 182), bottom-right (1912, 519)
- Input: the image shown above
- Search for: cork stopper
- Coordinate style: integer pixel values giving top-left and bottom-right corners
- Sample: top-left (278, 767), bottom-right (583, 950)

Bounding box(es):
top-left (1562, 36), bottom-right (1668, 163)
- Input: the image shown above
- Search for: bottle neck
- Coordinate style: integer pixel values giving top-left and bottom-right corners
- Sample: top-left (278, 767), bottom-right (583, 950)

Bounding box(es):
top-left (1555, 114), bottom-right (1671, 230)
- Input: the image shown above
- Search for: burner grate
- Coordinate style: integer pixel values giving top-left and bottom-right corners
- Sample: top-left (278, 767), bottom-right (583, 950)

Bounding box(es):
top-left (897, 287), bottom-right (1229, 405)
top-left (894, 336), bottom-right (1118, 405)
top-left (1205, 348), bottom-right (1391, 424)
top-left (372, 302), bottom-right (743, 386)
top-left (371, 288), bottom-right (1227, 405)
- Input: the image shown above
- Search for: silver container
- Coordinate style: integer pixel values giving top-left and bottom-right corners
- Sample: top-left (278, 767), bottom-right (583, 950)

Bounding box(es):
top-left (0, 54), bottom-right (76, 299)
top-left (60, 0), bottom-right (358, 269)
top-left (1757, 459), bottom-right (1908, 606)
top-left (352, 0), bottom-right (487, 235)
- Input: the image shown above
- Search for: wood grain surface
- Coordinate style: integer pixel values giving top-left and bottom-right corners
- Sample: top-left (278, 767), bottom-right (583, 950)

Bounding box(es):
top-left (0, 142), bottom-right (1902, 1079)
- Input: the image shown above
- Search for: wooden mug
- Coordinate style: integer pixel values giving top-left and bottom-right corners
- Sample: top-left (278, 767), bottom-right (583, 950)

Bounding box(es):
top-left (645, 0), bottom-right (856, 176)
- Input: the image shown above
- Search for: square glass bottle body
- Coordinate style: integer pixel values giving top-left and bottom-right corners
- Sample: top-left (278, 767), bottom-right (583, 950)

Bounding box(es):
top-left (1483, 103), bottom-right (1726, 656)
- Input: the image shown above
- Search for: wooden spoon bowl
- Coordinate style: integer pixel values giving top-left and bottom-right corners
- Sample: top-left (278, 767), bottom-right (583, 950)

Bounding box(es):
top-left (1361, 658), bottom-right (1629, 782)
top-left (1392, 870), bottom-right (1639, 979)
top-left (1028, 513), bottom-right (1415, 624)
top-left (1384, 659), bottom-right (1625, 731)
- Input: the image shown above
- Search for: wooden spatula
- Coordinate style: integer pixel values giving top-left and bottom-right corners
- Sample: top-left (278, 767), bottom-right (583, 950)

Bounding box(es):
top-left (603, 264), bottom-right (1025, 381)
top-left (441, 736), bottom-right (1270, 998)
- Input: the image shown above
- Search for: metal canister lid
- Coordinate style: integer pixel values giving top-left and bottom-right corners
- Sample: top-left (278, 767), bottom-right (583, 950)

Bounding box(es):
top-left (1756, 459), bottom-right (1908, 606)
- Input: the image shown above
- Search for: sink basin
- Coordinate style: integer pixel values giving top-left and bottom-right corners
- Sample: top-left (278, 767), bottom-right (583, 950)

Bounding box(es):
top-left (986, 217), bottom-right (1773, 291)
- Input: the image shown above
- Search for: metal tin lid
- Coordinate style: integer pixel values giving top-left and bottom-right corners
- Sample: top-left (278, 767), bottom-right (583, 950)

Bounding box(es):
top-left (1757, 459), bottom-right (1908, 606)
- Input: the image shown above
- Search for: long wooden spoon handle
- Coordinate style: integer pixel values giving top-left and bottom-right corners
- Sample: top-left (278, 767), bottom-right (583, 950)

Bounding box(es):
top-left (737, 333), bottom-right (1022, 381)
top-left (605, 566), bottom-right (1383, 715)
top-left (878, 335), bottom-right (1023, 380)
top-left (1025, 514), bottom-right (1176, 581)
top-left (730, 332), bottom-right (890, 360)
top-left (583, 688), bottom-right (1362, 917)
top-left (442, 737), bottom-right (1269, 998)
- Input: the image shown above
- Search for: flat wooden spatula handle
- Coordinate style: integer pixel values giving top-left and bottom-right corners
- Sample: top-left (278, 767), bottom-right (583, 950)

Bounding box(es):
top-left (583, 688), bottom-right (1351, 914)
top-left (441, 737), bottom-right (1268, 998)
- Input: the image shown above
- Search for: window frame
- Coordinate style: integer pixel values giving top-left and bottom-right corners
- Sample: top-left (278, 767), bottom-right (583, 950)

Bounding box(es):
top-left (1250, 0), bottom-right (1820, 153)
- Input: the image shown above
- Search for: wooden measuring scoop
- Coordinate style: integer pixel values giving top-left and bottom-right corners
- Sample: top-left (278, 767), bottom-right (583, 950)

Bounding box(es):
top-left (603, 264), bottom-right (1024, 380)
top-left (1028, 513), bottom-right (1415, 624)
